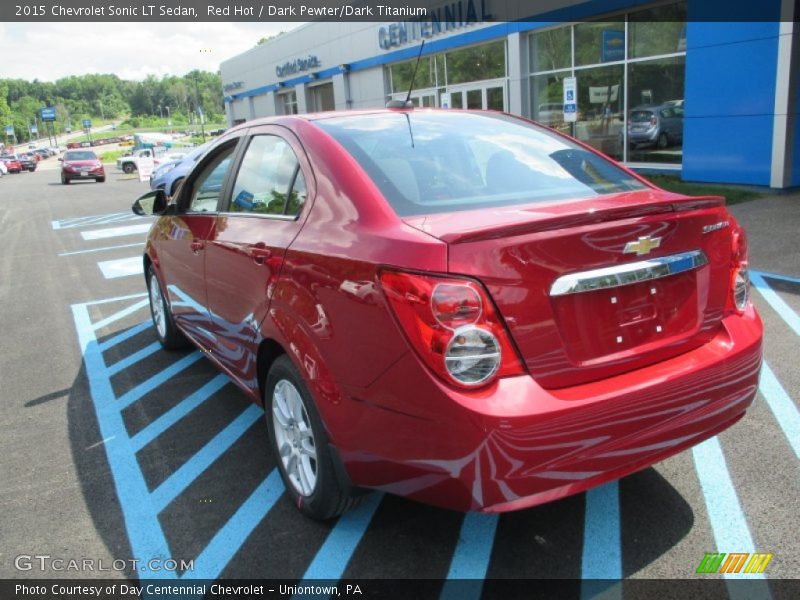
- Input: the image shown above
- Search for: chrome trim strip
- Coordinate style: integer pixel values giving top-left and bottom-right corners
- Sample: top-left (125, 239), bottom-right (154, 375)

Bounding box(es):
top-left (549, 250), bottom-right (708, 297)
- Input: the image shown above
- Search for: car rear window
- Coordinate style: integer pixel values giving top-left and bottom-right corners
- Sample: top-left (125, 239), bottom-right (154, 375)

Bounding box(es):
top-left (65, 151), bottom-right (97, 160)
top-left (631, 111), bottom-right (655, 123)
top-left (315, 111), bottom-right (646, 217)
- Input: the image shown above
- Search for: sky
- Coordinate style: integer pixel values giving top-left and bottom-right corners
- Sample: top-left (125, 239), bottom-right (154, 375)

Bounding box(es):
top-left (0, 22), bottom-right (302, 81)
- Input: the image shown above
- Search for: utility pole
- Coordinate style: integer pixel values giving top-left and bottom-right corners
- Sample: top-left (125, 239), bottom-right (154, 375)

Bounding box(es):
top-left (193, 73), bottom-right (206, 143)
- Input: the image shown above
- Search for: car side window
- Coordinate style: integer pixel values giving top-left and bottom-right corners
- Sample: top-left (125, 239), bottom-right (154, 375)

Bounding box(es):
top-left (188, 146), bottom-right (236, 213)
top-left (229, 135), bottom-right (307, 216)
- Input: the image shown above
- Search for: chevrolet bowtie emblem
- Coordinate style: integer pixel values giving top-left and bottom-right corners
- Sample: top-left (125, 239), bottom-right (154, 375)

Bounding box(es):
top-left (623, 235), bottom-right (662, 256)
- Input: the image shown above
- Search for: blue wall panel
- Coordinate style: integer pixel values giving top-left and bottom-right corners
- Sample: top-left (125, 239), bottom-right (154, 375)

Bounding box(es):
top-left (793, 44), bottom-right (800, 187)
top-left (682, 16), bottom-right (781, 186)
top-left (682, 115), bottom-right (776, 185)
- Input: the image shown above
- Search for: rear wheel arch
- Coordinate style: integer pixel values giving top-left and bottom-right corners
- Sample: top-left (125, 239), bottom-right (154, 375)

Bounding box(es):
top-left (257, 338), bottom-right (288, 403)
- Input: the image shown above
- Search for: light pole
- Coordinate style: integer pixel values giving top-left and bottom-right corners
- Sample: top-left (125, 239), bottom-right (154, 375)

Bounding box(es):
top-left (165, 106), bottom-right (171, 132)
top-left (193, 73), bottom-right (206, 143)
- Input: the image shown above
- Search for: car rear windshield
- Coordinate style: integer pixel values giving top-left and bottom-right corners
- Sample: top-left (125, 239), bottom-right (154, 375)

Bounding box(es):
top-left (315, 111), bottom-right (646, 216)
top-left (65, 151), bottom-right (97, 160)
top-left (630, 111), bottom-right (655, 123)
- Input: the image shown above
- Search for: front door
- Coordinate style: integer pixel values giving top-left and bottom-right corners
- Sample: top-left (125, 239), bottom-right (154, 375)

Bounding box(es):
top-left (158, 141), bottom-right (238, 344)
top-left (204, 127), bottom-right (314, 390)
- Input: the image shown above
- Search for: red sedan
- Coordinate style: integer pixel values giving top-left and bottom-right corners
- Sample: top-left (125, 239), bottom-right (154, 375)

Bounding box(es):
top-left (1, 155), bottom-right (23, 173)
top-left (60, 149), bottom-right (105, 184)
top-left (132, 109), bottom-right (762, 519)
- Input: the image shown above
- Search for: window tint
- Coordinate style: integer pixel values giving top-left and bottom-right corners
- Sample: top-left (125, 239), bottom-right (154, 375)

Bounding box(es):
top-left (229, 135), bottom-right (307, 216)
top-left (317, 112), bottom-right (646, 217)
top-left (188, 146), bottom-right (235, 213)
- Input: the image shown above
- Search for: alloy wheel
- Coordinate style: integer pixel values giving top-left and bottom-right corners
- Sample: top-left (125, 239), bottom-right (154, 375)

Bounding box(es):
top-left (149, 275), bottom-right (167, 338)
top-left (272, 379), bottom-right (318, 496)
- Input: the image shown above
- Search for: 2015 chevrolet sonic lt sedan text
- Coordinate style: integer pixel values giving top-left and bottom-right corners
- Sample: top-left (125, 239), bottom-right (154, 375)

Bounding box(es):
top-left (132, 109), bottom-right (762, 520)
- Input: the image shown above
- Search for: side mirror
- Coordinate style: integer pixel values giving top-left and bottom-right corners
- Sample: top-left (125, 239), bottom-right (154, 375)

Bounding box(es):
top-left (132, 189), bottom-right (168, 216)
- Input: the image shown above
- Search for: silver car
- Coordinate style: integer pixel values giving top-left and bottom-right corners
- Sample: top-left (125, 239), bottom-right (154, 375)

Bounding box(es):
top-left (627, 104), bottom-right (684, 149)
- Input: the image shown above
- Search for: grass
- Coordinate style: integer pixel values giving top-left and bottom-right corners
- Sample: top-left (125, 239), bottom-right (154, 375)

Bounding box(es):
top-left (66, 124), bottom-right (226, 145)
top-left (96, 149), bottom-right (127, 163)
top-left (645, 174), bottom-right (769, 205)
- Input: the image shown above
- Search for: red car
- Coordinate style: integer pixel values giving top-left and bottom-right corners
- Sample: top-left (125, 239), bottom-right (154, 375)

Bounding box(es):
top-left (60, 149), bottom-right (105, 184)
top-left (0, 154), bottom-right (23, 173)
top-left (132, 109), bottom-right (762, 519)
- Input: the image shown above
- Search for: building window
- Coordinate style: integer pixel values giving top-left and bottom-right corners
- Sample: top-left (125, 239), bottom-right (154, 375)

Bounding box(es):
top-left (388, 40), bottom-right (508, 111)
top-left (280, 91), bottom-right (298, 115)
top-left (445, 40), bottom-right (506, 85)
top-left (528, 2), bottom-right (687, 165)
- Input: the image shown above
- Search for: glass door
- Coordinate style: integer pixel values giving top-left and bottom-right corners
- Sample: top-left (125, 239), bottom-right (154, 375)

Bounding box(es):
top-left (446, 80), bottom-right (507, 111)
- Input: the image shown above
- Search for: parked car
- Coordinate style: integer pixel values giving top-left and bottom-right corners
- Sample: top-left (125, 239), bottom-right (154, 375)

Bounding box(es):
top-left (0, 155), bottom-right (23, 173)
top-left (132, 109), bottom-right (762, 519)
top-left (149, 142), bottom-right (211, 195)
top-left (16, 153), bottom-right (37, 171)
top-left (21, 151), bottom-right (40, 162)
top-left (33, 149), bottom-right (50, 160)
top-left (628, 104), bottom-right (684, 149)
top-left (60, 149), bottom-right (105, 184)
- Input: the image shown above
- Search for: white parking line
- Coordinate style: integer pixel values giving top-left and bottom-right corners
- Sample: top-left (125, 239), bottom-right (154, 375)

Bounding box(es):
top-left (97, 256), bottom-right (143, 279)
top-left (81, 223), bottom-right (152, 241)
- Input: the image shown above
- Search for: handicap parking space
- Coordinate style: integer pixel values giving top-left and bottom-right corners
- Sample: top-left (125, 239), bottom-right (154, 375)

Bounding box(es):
top-left (2, 170), bottom-right (799, 595)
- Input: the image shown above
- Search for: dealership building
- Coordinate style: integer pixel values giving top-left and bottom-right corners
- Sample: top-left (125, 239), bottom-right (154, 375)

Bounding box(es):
top-left (220, 0), bottom-right (799, 188)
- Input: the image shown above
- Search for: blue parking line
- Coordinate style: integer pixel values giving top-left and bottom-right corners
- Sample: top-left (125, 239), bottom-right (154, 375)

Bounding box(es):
top-left (184, 469), bottom-right (285, 579)
top-left (150, 405), bottom-right (262, 513)
top-left (52, 212), bottom-right (133, 230)
top-left (117, 352), bottom-right (204, 409)
top-left (87, 292), bottom-right (148, 306)
top-left (292, 492), bottom-right (383, 599)
top-left (750, 271), bottom-right (800, 336)
top-left (106, 342), bottom-right (161, 376)
top-left (59, 242), bottom-right (145, 257)
top-left (692, 438), bottom-right (766, 581)
top-left (759, 362), bottom-right (800, 461)
top-left (439, 512), bottom-right (499, 600)
top-left (751, 270), bottom-right (800, 284)
top-left (580, 482), bottom-right (622, 600)
top-left (98, 321), bottom-right (150, 352)
top-left (71, 303), bottom-right (177, 580)
top-left (92, 298), bottom-right (150, 332)
top-left (130, 374), bottom-right (230, 452)
top-left (299, 492), bottom-right (383, 582)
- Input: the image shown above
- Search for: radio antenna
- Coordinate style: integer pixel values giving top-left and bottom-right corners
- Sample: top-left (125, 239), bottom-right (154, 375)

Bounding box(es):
top-left (386, 40), bottom-right (426, 109)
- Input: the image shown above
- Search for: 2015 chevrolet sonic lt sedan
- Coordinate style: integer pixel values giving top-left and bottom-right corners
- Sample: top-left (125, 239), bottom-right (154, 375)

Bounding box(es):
top-left (132, 109), bottom-right (762, 520)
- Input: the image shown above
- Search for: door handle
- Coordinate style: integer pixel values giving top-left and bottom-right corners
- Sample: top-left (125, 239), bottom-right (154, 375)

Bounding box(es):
top-left (190, 240), bottom-right (204, 254)
top-left (248, 243), bottom-right (272, 265)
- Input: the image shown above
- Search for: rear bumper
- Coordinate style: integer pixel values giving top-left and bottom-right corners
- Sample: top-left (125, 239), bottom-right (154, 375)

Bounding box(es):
top-left (337, 305), bottom-right (762, 512)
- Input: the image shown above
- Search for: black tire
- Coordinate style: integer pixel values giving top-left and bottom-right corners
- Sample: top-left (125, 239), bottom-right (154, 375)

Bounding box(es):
top-left (146, 266), bottom-right (189, 350)
top-left (265, 355), bottom-right (359, 520)
top-left (170, 177), bottom-right (185, 197)
top-left (123, 163), bottom-right (135, 174)
top-left (96, 177), bottom-right (105, 183)
top-left (657, 132), bottom-right (669, 149)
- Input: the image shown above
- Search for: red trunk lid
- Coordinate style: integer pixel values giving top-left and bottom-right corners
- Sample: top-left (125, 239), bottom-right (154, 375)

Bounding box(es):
top-left (404, 190), bottom-right (735, 388)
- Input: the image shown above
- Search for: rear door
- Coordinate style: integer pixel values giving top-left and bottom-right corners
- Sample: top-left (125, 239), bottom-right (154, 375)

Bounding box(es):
top-left (204, 126), bottom-right (314, 385)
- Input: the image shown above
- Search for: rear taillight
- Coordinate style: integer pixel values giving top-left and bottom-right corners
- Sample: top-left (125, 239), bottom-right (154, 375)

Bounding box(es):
top-left (379, 270), bottom-right (524, 389)
top-left (728, 223), bottom-right (750, 314)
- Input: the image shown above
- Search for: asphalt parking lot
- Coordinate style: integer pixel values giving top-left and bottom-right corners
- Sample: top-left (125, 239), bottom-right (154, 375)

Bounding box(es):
top-left (0, 166), bottom-right (798, 596)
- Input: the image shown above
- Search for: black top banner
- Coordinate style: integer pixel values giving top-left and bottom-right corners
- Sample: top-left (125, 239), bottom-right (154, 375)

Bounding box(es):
top-left (1, 0), bottom-right (797, 22)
